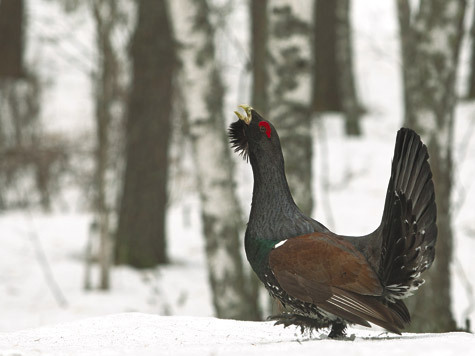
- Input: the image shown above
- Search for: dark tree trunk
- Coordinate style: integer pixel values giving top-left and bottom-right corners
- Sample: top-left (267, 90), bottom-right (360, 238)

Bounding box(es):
top-left (251, 0), bottom-right (268, 117)
top-left (251, 0), bottom-right (282, 317)
top-left (115, 0), bottom-right (175, 268)
top-left (0, 0), bottom-right (24, 78)
top-left (396, 0), bottom-right (417, 129)
top-left (0, 1), bottom-right (48, 210)
top-left (313, 0), bottom-right (340, 112)
top-left (397, 0), bottom-right (466, 332)
top-left (313, 0), bottom-right (361, 136)
top-left (335, 0), bottom-right (361, 136)
top-left (466, 3), bottom-right (475, 99)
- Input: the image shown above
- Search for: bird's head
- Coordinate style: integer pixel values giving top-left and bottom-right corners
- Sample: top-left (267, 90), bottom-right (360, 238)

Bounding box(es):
top-left (229, 105), bottom-right (283, 164)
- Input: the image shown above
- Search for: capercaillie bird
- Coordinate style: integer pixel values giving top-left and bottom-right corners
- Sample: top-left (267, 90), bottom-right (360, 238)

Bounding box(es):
top-left (229, 105), bottom-right (437, 338)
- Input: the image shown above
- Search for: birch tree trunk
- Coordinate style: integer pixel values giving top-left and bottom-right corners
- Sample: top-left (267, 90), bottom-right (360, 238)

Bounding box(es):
top-left (90, 0), bottom-right (122, 289)
top-left (116, 0), bottom-right (174, 268)
top-left (267, 0), bottom-right (314, 216)
top-left (168, 0), bottom-right (261, 320)
top-left (397, 0), bottom-right (466, 332)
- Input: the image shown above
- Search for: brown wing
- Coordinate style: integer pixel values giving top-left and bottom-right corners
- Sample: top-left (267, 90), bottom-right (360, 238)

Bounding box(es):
top-left (269, 233), bottom-right (405, 333)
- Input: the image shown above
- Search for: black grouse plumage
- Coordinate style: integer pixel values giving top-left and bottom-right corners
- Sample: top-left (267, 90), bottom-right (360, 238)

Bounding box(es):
top-left (229, 105), bottom-right (437, 338)
top-left (378, 129), bottom-right (437, 299)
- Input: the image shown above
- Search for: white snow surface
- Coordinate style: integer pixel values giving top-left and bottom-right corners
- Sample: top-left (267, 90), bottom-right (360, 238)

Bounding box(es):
top-left (1, 0), bottom-right (475, 355)
top-left (0, 313), bottom-right (474, 356)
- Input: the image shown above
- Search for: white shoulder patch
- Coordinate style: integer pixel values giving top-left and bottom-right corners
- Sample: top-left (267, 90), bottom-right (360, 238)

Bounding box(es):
top-left (274, 239), bottom-right (287, 249)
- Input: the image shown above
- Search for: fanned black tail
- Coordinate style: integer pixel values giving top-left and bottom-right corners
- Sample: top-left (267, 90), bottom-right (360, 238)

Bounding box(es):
top-left (378, 128), bottom-right (437, 305)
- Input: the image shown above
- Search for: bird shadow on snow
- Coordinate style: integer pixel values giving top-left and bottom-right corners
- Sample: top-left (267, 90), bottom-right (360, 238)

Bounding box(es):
top-left (270, 327), bottom-right (460, 343)
top-left (359, 331), bottom-right (470, 342)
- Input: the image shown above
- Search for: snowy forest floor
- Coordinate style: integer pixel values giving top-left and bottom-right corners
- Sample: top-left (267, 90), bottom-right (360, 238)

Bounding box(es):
top-left (0, 313), bottom-right (474, 356)
top-left (1, 1), bottom-right (475, 355)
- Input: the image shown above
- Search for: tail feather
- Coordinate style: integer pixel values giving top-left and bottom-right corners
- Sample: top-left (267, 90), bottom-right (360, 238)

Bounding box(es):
top-left (386, 299), bottom-right (411, 324)
top-left (377, 128), bottom-right (437, 303)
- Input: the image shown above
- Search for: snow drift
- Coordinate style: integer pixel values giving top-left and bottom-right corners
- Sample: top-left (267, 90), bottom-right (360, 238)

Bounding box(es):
top-left (0, 313), bottom-right (473, 356)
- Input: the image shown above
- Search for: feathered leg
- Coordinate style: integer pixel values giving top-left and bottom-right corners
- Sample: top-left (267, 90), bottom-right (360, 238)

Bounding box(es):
top-left (269, 313), bottom-right (332, 334)
top-left (328, 320), bottom-right (347, 339)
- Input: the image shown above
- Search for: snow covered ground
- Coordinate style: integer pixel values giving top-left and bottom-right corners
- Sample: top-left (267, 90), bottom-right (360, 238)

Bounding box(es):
top-left (1, 313), bottom-right (474, 356)
top-left (1, 0), bottom-right (475, 354)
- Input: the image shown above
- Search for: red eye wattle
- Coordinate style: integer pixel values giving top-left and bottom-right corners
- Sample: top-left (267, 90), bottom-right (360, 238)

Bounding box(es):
top-left (258, 121), bottom-right (271, 138)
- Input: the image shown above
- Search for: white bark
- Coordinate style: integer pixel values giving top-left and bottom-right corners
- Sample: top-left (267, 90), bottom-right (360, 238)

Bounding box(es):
top-left (91, 0), bottom-right (115, 290)
top-left (398, 0), bottom-right (466, 332)
top-left (267, 0), bottom-right (314, 215)
top-left (400, 0), bottom-right (464, 143)
top-left (168, 0), bottom-right (260, 320)
top-left (90, 0), bottom-right (129, 288)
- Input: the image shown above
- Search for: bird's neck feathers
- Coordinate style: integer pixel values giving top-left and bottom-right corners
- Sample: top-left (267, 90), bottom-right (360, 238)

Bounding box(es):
top-left (246, 149), bottom-right (306, 241)
top-left (243, 123), bottom-right (321, 277)
top-left (245, 150), bottom-right (315, 277)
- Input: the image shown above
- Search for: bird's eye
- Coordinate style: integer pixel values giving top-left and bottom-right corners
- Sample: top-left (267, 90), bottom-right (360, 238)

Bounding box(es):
top-left (258, 121), bottom-right (271, 138)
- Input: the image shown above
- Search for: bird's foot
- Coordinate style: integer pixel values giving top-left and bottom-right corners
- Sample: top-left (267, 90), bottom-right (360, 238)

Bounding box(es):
top-left (328, 320), bottom-right (352, 340)
top-left (268, 312), bottom-right (331, 335)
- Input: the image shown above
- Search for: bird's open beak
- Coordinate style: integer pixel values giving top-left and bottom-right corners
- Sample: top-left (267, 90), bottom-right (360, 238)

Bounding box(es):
top-left (234, 104), bottom-right (252, 125)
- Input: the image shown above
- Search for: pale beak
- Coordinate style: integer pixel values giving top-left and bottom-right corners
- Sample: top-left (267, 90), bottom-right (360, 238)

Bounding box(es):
top-left (234, 104), bottom-right (253, 125)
